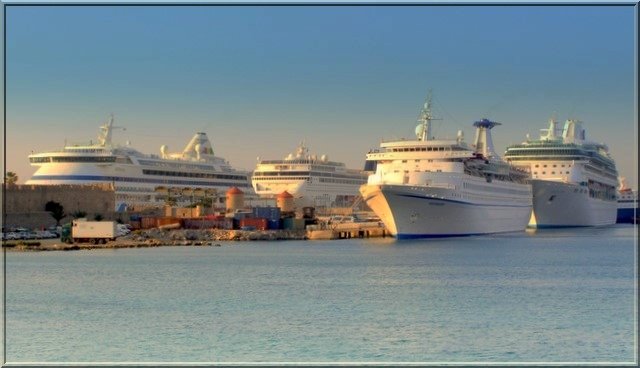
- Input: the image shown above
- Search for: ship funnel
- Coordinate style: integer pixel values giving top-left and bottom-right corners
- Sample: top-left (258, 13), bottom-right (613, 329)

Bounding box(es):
top-left (562, 119), bottom-right (585, 143)
top-left (183, 132), bottom-right (214, 157)
top-left (472, 118), bottom-right (502, 158)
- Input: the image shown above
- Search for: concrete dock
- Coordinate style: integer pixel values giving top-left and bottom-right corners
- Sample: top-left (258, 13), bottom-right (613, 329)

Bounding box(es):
top-left (306, 221), bottom-right (388, 240)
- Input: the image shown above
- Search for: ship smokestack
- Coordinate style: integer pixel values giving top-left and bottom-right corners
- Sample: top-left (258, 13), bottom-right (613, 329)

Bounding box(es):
top-left (473, 118), bottom-right (502, 159)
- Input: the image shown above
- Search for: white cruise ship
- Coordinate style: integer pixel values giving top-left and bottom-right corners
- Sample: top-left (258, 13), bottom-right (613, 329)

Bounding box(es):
top-left (360, 94), bottom-right (532, 238)
top-left (26, 116), bottom-right (252, 211)
top-left (251, 142), bottom-right (368, 208)
top-left (504, 118), bottom-right (618, 227)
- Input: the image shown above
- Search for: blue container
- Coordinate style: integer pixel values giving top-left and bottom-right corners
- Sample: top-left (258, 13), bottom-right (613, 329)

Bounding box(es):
top-left (253, 207), bottom-right (281, 221)
top-left (267, 219), bottom-right (281, 230)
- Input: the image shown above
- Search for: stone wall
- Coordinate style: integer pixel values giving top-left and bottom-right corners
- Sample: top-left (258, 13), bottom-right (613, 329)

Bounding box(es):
top-left (3, 184), bottom-right (116, 229)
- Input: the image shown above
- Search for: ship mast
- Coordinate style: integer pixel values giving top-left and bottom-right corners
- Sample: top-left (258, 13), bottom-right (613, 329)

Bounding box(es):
top-left (98, 114), bottom-right (124, 147)
top-left (415, 91), bottom-right (440, 141)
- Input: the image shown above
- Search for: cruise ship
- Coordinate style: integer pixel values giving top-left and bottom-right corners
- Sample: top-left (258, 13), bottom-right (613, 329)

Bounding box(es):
top-left (617, 177), bottom-right (638, 223)
top-left (504, 118), bottom-right (618, 227)
top-left (360, 94), bottom-right (532, 238)
top-left (251, 142), bottom-right (368, 208)
top-left (26, 115), bottom-right (252, 211)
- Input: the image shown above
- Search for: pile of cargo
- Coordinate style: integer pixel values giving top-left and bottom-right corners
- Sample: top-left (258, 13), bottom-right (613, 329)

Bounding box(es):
top-left (128, 205), bottom-right (317, 232)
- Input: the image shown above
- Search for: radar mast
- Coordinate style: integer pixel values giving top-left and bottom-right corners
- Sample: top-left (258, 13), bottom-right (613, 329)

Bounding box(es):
top-left (415, 90), bottom-right (440, 141)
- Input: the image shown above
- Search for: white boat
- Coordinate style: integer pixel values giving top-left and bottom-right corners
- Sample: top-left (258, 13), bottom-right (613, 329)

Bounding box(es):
top-left (26, 115), bottom-right (252, 211)
top-left (360, 93), bottom-right (532, 238)
top-left (504, 118), bottom-right (618, 227)
top-left (251, 142), bottom-right (368, 208)
top-left (617, 177), bottom-right (638, 224)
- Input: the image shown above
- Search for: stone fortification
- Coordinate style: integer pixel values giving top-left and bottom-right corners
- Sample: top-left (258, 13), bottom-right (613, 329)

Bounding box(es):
top-left (3, 184), bottom-right (116, 229)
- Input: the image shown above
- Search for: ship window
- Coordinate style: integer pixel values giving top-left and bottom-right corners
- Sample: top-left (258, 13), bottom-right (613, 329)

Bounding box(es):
top-left (402, 160), bottom-right (407, 163)
top-left (566, 171), bottom-right (570, 174)
top-left (551, 171), bottom-right (555, 174)
top-left (415, 160), bottom-right (420, 162)
top-left (426, 147), bottom-right (432, 151)
top-left (535, 164), bottom-right (539, 168)
top-left (533, 172), bottom-right (537, 174)
top-left (553, 164), bottom-right (557, 167)
top-left (561, 164), bottom-right (565, 167)
top-left (542, 171), bottom-right (546, 174)
top-left (543, 165), bottom-right (547, 168)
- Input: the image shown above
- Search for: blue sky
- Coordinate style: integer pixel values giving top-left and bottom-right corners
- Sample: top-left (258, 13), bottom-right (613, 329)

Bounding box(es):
top-left (5, 5), bottom-right (637, 187)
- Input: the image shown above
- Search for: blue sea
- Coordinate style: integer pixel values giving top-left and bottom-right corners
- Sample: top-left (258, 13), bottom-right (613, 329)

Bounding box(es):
top-left (5, 225), bottom-right (637, 364)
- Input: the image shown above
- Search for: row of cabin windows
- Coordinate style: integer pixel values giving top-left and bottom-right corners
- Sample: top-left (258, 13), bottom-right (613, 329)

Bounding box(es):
top-left (534, 164), bottom-right (571, 168)
top-left (534, 171), bottom-right (571, 175)
top-left (391, 146), bottom-right (465, 152)
top-left (393, 169), bottom-right (443, 173)
top-left (400, 160), bottom-right (434, 163)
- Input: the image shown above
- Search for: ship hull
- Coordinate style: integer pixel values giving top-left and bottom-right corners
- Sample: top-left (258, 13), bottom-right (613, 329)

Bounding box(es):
top-left (360, 183), bottom-right (532, 238)
top-left (252, 177), bottom-right (364, 208)
top-left (616, 207), bottom-right (637, 223)
top-left (531, 180), bottom-right (617, 227)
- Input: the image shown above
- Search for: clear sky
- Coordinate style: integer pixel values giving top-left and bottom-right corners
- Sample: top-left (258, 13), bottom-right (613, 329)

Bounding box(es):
top-left (5, 5), bottom-right (637, 188)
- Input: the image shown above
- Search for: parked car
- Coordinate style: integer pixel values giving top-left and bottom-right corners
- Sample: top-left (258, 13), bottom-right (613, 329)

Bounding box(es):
top-left (6, 232), bottom-right (20, 240)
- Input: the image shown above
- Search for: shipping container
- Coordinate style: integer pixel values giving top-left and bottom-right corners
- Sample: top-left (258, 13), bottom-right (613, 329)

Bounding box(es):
top-left (239, 218), bottom-right (268, 231)
top-left (252, 207), bottom-right (281, 221)
top-left (157, 217), bottom-right (182, 227)
top-left (141, 217), bottom-right (157, 229)
top-left (233, 212), bottom-right (253, 220)
top-left (267, 219), bottom-right (281, 230)
top-left (282, 217), bottom-right (306, 231)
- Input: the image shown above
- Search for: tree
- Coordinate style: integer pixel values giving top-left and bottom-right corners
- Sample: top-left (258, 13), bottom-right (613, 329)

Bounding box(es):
top-left (44, 201), bottom-right (66, 226)
top-left (195, 197), bottom-right (213, 208)
top-left (5, 172), bottom-right (18, 186)
top-left (165, 196), bottom-right (177, 207)
top-left (71, 211), bottom-right (87, 219)
top-left (93, 214), bottom-right (103, 221)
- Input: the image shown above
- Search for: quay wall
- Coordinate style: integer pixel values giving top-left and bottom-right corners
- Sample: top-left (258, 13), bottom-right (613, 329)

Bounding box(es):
top-left (3, 184), bottom-right (116, 229)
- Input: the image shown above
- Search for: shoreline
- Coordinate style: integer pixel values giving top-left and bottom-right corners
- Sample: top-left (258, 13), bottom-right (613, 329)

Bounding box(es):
top-left (3, 228), bottom-right (308, 252)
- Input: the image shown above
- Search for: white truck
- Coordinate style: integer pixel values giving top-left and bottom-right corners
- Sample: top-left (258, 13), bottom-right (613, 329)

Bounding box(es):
top-left (62, 220), bottom-right (117, 244)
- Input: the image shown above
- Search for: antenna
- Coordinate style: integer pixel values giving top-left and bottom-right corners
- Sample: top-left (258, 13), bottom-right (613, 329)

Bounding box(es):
top-left (415, 89), bottom-right (441, 141)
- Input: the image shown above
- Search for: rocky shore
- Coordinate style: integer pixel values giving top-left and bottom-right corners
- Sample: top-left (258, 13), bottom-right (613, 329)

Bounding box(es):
top-left (4, 228), bottom-right (308, 251)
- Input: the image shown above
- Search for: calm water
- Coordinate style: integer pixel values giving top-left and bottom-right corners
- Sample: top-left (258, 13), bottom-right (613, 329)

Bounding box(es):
top-left (5, 225), bottom-right (637, 363)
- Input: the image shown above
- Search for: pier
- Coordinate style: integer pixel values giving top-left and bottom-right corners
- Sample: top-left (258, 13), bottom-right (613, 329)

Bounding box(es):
top-left (306, 221), bottom-right (387, 240)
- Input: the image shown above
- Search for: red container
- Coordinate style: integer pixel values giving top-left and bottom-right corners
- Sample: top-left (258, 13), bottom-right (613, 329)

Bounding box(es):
top-left (141, 217), bottom-right (157, 229)
top-left (239, 218), bottom-right (268, 231)
top-left (204, 214), bottom-right (225, 220)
